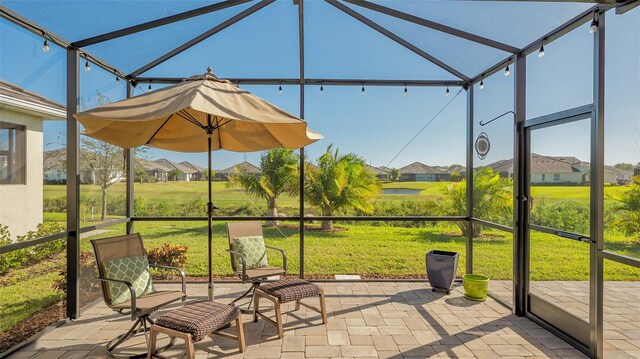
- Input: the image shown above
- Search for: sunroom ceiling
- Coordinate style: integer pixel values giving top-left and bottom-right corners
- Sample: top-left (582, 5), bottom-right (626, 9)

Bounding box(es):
top-left (0, 0), bottom-right (609, 81)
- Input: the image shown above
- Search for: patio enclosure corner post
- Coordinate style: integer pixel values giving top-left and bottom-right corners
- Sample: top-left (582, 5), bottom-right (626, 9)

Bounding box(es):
top-left (513, 52), bottom-right (527, 317)
top-left (465, 84), bottom-right (474, 275)
top-left (590, 9), bottom-right (605, 359)
top-left (65, 48), bottom-right (80, 319)
top-left (125, 81), bottom-right (134, 234)
top-left (298, 0), bottom-right (305, 279)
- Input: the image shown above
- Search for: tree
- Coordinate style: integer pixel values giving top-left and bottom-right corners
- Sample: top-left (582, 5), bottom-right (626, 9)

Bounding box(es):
top-left (79, 92), bottom-right (126, 221)
top-left (80, 137), bottom-right (124, 221)
top-left (438, 168), bottom-right (512, 236)
top-left (387, 168), bottom-right (401, 182)
top-left (612, 175), bottom-right (640, 237)
top-left (614, 163), bottom-right (635, 172)
top-left (170, 169), bottom-right (181, 181)
top-left (450, 171), bottom-right (462, 182)
top-left (304, 145), bottom-right (381, 230)
top-left (227, 148), bottom-right (299, 222)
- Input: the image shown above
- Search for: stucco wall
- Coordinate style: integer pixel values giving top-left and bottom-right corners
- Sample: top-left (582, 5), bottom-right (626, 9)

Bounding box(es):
top-left (0, 109), bottom-right (44, 239)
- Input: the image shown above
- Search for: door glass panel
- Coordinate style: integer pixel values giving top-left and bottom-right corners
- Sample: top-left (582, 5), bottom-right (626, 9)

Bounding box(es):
top-left (528, 118), bottom-right (591, 325)
top-left (529, 119), bottom-right (591, 235)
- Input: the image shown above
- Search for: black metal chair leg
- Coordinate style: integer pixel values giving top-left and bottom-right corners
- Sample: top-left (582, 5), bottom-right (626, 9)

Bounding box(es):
top-left (106, 315), bottom-right (175, 359)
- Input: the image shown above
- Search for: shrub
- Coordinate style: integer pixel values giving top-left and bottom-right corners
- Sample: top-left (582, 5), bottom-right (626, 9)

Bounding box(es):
top-left (0, 223), bottom-right (66, 275)
top-left (146, 243), bottom-right (188, 279)
top-left (53, 250), bottom-right (101, 306)
top-left (530, 200), bottom-right (590, 234)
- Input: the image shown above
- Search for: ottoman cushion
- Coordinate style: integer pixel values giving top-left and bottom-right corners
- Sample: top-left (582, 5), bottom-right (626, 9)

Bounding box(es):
top-left (259, 278), bottom-right (321, 303)
top-left (155, 301), bottom-right (238, 342)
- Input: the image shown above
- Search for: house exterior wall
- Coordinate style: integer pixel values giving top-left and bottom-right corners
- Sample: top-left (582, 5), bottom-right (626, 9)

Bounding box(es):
top-left (0, 110), bottom-right (43, 239)
top-left (530, 172), bottom-right (584, 184)
top-left (416, 174), bottom-right (436, 182)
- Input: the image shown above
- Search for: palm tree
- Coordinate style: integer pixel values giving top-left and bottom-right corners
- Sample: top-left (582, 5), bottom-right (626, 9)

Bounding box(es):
top-left (304, 145), bottom-right (381, 230)
top-left (228, 148), bottom-right (299, 222)
top-left (612, 175), bottom-right (640, 236)
top-left (439, 167), bottom-right (512, 236)
top-left (387, 168), bottom-right (401, 182)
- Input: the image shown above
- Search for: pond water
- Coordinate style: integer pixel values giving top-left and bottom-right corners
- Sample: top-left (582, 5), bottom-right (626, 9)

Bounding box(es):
top-left (381, 188), bottom-right (422, 195)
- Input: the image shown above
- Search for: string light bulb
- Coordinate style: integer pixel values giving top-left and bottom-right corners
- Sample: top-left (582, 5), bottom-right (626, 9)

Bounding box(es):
top-left (147, 80), bottom-right (152, 92)
top-left (479, 79), bottom-right (485, 90)
top-left (42, 39), bottom-right (49, 52)
top-left (590, 13), bottom-right (599, 33)
top-left (504, 65), bottom-right (510, 76)
top-left (320, 82), bottom-right (324, 94)
top-left (84, 60), bottom-right (91, 72)
top-left (445, 86), bottom-right (450, 96)
top-left (115, 76), bottom-right (120, 85)
top-left (278, 82), bottom-right (283, 94)
top-left (538, 41), bottom-right (545, 58)
top-left (403, 83), bottom-right (408, 96)
top-left (361, 83), bottom-right (365, 95)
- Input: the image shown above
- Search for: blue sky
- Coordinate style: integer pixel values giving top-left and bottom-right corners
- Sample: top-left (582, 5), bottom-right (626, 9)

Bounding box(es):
top-left (1, 1), bottom-right (638, 170)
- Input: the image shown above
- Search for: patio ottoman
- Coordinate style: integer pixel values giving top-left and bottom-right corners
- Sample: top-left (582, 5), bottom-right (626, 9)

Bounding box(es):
top-left (147, 301), bottom-right (245, 359)
top-left (253, 278), bottom-right (327, 338)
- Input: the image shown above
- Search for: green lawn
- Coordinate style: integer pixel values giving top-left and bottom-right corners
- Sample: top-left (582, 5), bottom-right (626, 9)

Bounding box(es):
top-left (0, 253), bottom-right (65, 333)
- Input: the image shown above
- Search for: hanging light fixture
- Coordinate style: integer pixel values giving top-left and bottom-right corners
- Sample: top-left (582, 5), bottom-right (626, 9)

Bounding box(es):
top-left (84, 60), bottom-right (91, 72)
top-left (278, 82), bottom-right (283, 94)
top-left (403, 83), bottom-right (408, 96)
top-left (42, 38), bottom-right (49, 52)
top-left (115, 71), bottom-right (120, 85)
top-left (590, 12), bottom-right (599, 33)
top-left (538, 40), bottom-right (545, 58)
top-left (479, 75), bottom-right (485, 90)
top-left (320, 81), bottom-right (324, 94)
top-left (504, 64), bottom-right (510, 76)
top-left (445, 85), bottom-right (450, 96)
top-left (147, 80), bottom-right (152, 92)
top-left (361, 82), bottom-right (365, 95)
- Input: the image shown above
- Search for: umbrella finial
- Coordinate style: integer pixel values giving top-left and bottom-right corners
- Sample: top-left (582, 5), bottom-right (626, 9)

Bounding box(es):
top-left (207, 66), bottom-right (213, 74)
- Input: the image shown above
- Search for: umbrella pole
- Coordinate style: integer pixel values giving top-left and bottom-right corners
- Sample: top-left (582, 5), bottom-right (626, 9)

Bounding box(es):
top-left (207, 124), bottom-right (214, 301)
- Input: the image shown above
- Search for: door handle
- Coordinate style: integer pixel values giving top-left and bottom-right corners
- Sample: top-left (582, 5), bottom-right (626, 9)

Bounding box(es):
top-left (522, 195), bottom-right (534, 210)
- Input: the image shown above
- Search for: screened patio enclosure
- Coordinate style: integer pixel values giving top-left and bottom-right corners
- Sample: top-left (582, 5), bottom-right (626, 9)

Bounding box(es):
top-left (0, 0), bottom-right (639, 358)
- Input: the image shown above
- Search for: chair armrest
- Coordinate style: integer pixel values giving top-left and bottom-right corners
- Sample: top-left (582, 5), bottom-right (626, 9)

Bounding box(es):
top-left (227, 250), bottom-right (247, 282)
top-left (149, 264), bottom-right (187, 298)
top-left (265, 245), bottom-right (287, 273)
top-left (95, 277), bottom-right (137, 320)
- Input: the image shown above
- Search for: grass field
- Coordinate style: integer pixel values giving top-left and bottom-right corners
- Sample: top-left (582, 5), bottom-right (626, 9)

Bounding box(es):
top-left (45, 181), bottom-right (629, 206)
top-left (2, 181), bottom-right (638, 337)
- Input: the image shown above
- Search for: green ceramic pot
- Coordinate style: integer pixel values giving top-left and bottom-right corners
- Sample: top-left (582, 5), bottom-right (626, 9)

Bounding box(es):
top-left (462, 274), bottom-right (489, 302)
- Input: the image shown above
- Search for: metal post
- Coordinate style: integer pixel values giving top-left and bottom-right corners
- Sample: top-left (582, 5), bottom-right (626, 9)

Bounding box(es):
top-left (125, 81), bottom-right (134, 234)
top-left (207, 116), bottom-right (214, 300)
top-left (465, 85), bottom-right (474, 274)
top-left (297, 0), bottom-right (305, 279)
top-left (66, 49), bottom-right (80, 319)
top-left (590, 10), bottom-right (605, 359)
top-left (513, 53), bottom-right (527, 316)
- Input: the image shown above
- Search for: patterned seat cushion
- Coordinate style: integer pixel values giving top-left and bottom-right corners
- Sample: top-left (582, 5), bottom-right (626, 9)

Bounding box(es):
top-left (155, 301), bottom-right (239, 342)
top-left (258, 278), bottom-right (321, 303)
top-left (103, 255), bottom-right (156, 305)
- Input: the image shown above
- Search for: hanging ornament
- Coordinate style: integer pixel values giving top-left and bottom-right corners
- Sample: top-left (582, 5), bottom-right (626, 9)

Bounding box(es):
top-left (475, 131), bottom-right (491, 160)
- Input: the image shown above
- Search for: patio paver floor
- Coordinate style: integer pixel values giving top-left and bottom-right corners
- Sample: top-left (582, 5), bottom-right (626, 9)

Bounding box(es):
top-left (6, 282), bottom-right (602, 358)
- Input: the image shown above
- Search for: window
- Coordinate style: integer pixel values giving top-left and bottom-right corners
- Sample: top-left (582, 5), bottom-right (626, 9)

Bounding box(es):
top-left (554, 174), bottom-right (560, 182)
top-left (0, 122), bottom-right (26, 184)
top-left (541, 174), bottom-right (546, 181)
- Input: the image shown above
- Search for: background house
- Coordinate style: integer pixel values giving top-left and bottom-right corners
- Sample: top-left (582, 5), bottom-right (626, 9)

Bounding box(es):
top-left (486, 154), bottom-right (629, 185)
top-left (154, 158), bottom-right (201, 181)
top-left (44, 148), bottom-right (100, 184)
top-left (216, 161), bottom-right (260, 181)
top-left (1, 81), bottom-right (65, 238)
top-left (364, 164), bottom-right (388, 181)
top-left (138, 158), bottom-right (171, 182)
top-left (635, 167), bottom-right (640, 176)
top-left (399, 162), bottom-right (449, 182)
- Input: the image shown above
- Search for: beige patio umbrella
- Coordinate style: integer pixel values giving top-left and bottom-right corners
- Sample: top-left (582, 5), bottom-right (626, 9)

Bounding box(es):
top-left (75, 69), bottom-right (322, 300)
